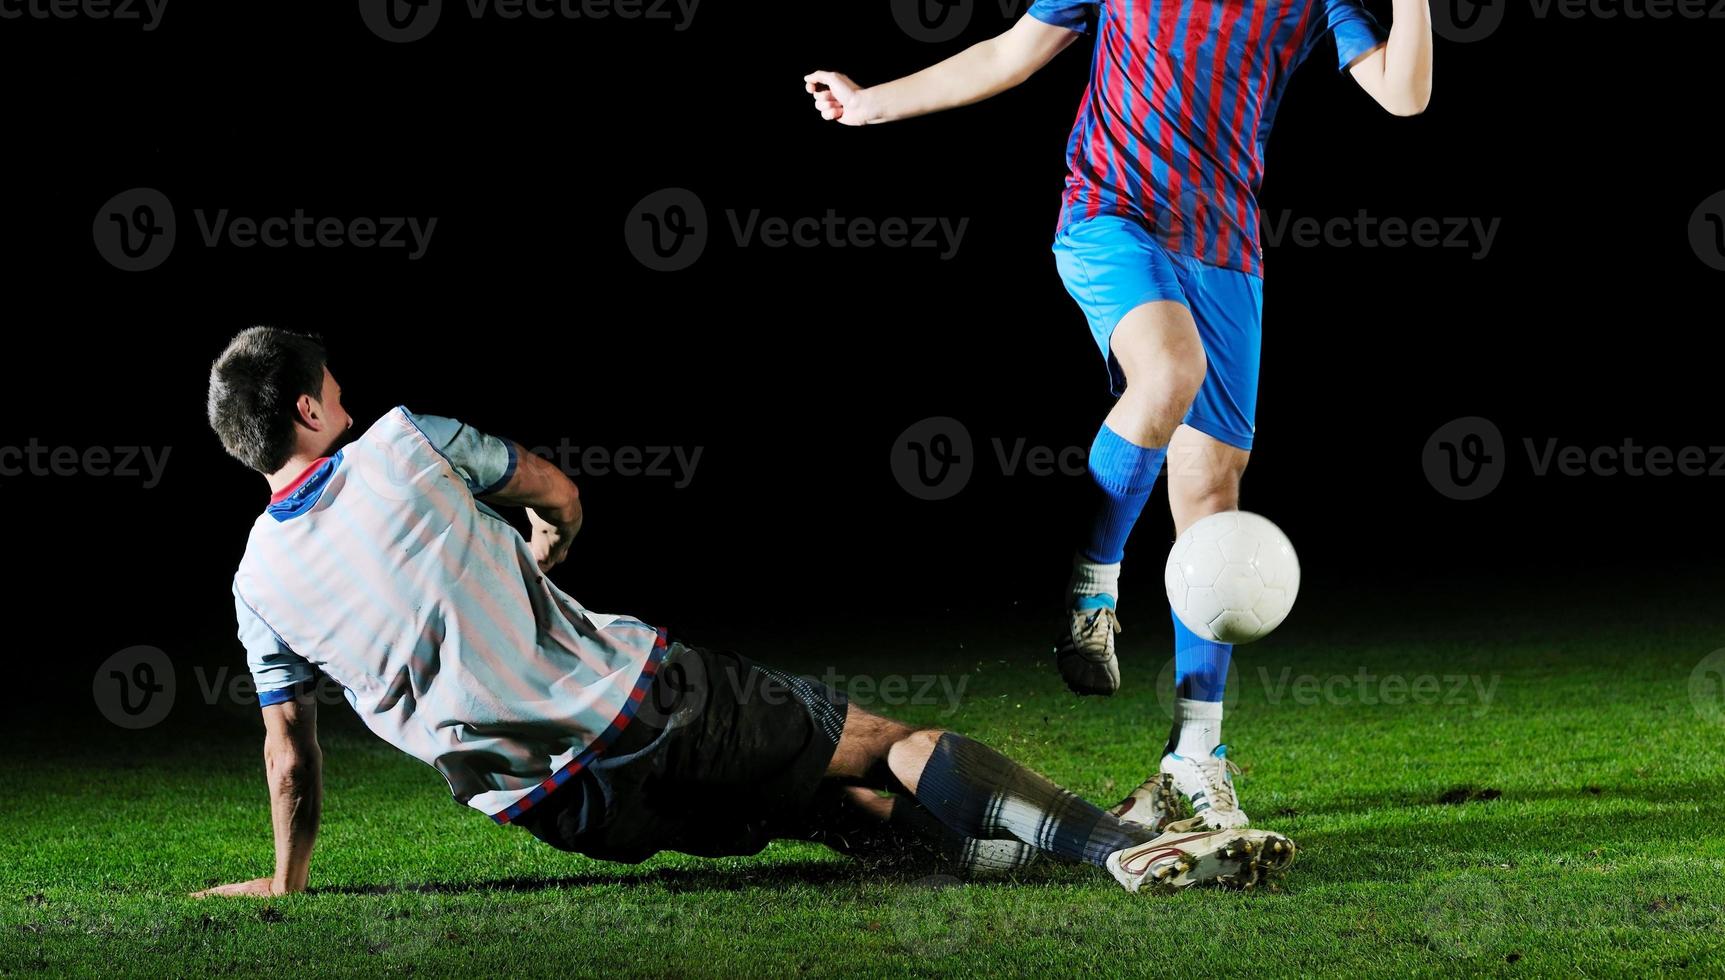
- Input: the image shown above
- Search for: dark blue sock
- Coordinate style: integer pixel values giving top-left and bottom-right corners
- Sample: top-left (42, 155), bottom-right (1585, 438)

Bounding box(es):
top-left (912, 733), bottom-right (1153, 869)
top-left (1172, 605), bottom-right (1233, 702)
top-left (1081, 423), bottom-right (1166, 565)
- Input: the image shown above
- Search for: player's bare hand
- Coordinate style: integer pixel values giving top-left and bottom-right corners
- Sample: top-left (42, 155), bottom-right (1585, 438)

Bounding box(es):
top-left (528, 508), bottom-right (576, 572)
top-left (804, 70), bottom-right (869, 126)
top-left (189, 876), bottom-right (295, 899)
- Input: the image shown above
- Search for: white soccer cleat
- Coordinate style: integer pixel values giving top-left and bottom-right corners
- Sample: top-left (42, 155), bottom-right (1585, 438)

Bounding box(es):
top-left (1161, 745), bottom-right (1250, 829)
top-left (1105, 819), bottom-right (1296, 894)
top-left (1055, 606), bottom-right (1122, 696)
top-left (1109, 772), bottom-right (1181, 834)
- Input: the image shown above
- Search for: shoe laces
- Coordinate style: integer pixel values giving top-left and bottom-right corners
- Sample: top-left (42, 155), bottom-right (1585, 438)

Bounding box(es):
top-left (1077, 606), bottom-right (1122, 640)
top-left (1194, 751), bottom-right (1242, 812)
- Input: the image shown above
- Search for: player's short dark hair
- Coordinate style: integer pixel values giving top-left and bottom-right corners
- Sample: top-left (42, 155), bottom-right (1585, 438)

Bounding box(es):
top-left (207, 326), bottom-right (329, 474)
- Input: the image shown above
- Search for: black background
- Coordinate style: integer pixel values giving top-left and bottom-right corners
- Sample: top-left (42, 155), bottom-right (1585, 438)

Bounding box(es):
top-left (2, 1), bottom-right (1720, 713)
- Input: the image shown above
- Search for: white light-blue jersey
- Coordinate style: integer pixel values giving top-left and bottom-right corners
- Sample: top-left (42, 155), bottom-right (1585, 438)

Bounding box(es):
top-left (231, 407), bottom-right (666, 824)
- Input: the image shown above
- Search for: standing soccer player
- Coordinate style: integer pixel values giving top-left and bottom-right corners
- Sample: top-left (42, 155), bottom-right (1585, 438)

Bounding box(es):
top-left (804, 0), bottom-right (1431, 828)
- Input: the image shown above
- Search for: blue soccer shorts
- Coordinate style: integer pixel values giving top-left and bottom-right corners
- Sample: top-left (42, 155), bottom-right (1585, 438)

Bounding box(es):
top-left (1051, 214), bottom-right (1264, 452)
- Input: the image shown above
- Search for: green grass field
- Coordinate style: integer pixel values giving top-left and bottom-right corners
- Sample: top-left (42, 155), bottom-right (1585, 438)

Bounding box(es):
top-left (6, 580), bottom-right (1725, 977)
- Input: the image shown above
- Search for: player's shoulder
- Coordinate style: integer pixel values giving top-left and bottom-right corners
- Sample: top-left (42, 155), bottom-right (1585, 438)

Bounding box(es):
top-left (392, 408), bottom-right (501, 460)
top-left (371, 404), bottom-right (422, 434)
top-left (390, 405), bottom-right (461, 443)
top-left (339, 405), bottom-right (443, 454)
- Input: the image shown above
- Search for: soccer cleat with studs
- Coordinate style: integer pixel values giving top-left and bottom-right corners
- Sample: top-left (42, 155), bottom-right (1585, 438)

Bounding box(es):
top-left (1105, 818), bottom-right (1297, 894)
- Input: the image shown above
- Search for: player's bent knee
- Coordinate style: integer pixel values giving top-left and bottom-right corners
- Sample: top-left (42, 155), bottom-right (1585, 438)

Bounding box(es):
top-left (1122, 356), bottom-right (1207, 415)
top-left (1114, 339), bottom-right (1207, 407)
top-left (827, 705), bottom-right (916, 779)
top-left (885, 728), bottom-right (945, 791)
top-left (1164, 354), bottom-right (1208, 404)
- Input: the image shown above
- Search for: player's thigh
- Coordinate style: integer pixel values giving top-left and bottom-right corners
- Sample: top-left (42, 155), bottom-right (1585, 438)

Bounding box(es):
top-left (1052, 215), bottom-right (1199, 396)
top-left (1109, 299), bottom-right (1206, 392)
top-left (661, 647), bottom-right (847, 788)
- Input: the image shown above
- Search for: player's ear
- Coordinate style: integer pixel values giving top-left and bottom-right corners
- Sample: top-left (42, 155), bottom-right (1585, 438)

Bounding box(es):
top-left (293, 391), bottom-right (319, 430)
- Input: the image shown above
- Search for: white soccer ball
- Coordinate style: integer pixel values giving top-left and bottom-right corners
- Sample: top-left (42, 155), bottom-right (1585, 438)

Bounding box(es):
top-left (1164, 510), bottom-right (1300, 645)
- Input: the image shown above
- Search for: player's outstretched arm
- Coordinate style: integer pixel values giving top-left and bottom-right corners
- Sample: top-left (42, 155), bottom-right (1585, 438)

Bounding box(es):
top-left (191, 692), bottom-right (322, 898)
top-left (1347, 0), bottom-right (1433, 116)
top-left (479, 442), bottom-right (582, 573)
top-left (804, 14), bottom-right (1082, 127)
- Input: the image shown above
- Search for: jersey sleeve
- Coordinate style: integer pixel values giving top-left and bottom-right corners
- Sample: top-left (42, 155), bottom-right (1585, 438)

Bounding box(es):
top-left (234, 583), bottom-right (317, 707)
top-left (1027, 0), bottom-right (1101, 34)
top-left (403, 410), bottom-right (519, 497)
top-left (1322, 0), bottom-right (1390, 71)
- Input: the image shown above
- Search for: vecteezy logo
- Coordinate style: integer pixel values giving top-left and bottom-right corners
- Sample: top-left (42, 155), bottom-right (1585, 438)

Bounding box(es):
top-left (1151, 656), bottom-right (1242, 720)
top-left (633, 644), bottom-right (708, 730)
top-left (1690, 649), bottom-right (1725, 727)
top-left (93, 645), bottom-right (175, 729)
top-left (890, 0), bottom-right (974, 42)
top-left (1422, 873), bottom-right (1507, 958)
top-left (356, 439), bottom-right (435, 502)
top-left (92, 188), bottom-right (176, 272)
top-left (1688, 190), bottom-right (1725, 273)
top-left (624, 188), bottom-right (708, 271)
top-left (1422, 416), bottom-right (1506, 501)
top-left (1431, 0), bottom-right (1504, 43)
top-left (358, 0), bottom-right (442, 42)
top-left (890, 416), bottom-right (974, 500)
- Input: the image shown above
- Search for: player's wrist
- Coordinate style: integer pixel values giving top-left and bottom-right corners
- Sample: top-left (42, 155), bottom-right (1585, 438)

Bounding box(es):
top-left (851, 87), bottom-right (883, 125)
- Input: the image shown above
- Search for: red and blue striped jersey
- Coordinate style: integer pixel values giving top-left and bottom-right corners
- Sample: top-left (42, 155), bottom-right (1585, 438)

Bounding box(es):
top-left (1029, 0), bottom-right (1388, 277)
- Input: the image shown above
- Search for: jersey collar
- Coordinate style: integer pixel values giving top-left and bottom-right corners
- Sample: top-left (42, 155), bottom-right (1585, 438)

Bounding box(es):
top-left (266, 452), bottom-right (343, 522)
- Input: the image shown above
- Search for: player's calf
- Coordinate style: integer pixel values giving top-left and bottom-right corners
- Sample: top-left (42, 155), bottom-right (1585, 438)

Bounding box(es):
top-left (865, 720), bottom-right (1290, 892)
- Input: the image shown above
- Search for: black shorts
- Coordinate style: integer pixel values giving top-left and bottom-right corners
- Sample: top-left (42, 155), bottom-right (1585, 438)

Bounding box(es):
top-left (513, 642), bottom-right (849, 863)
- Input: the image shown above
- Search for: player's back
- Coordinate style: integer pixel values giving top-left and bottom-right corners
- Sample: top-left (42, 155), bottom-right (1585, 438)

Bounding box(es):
top-left (232, 407), bottom-right (666, 821)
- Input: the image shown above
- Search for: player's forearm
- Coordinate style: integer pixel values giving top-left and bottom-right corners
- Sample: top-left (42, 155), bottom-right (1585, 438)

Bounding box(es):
top-left (483, 441), bottom-right (581, 529)
top-left (852, 36), bottom-right (1024, 124)
top-left (1378, 0), bottom-right (1433, 115)
top-left (265, 739), bottom-right (321, 893)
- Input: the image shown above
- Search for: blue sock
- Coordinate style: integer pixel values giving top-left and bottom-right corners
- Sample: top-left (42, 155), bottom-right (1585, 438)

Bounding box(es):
top-left (1172, 605), bottom-right (1232, 702)
top-left (1081, 423), bottom-right (1166, 565)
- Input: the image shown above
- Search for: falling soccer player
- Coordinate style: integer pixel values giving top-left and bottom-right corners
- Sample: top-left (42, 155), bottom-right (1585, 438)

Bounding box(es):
top-left (190, 327), bottom-right (1294, 900)
top-left (804, 0), bottom-right (1432, 829)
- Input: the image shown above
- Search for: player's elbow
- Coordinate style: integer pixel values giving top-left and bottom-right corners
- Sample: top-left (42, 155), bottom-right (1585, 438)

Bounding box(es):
top-left (1381, 90), bottom-right (1430, 117)
top-left (1380, 76), bottom-right (1432, 116)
